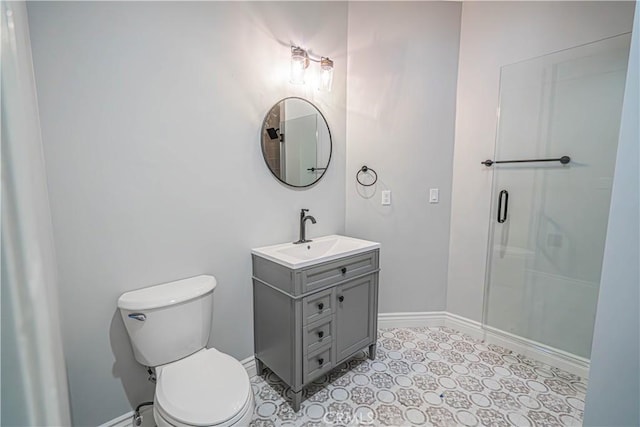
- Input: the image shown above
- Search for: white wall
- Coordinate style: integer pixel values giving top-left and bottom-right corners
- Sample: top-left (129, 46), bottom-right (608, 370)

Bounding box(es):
top-left (447, 1), bottom-right (636, 322)
top-left (26, 2), bottom-right (348, 425)
top-left (584, 3), bottom-right (639, 424)
top-left (345, 1), bottom-right (461, 313)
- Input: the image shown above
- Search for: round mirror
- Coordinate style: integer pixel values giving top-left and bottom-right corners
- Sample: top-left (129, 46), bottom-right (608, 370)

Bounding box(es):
top-left (261, 97), bottom-right (332, 188)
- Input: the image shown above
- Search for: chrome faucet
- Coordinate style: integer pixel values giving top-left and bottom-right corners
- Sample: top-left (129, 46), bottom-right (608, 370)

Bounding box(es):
top-left (294, 209), bottom-right (316, 244)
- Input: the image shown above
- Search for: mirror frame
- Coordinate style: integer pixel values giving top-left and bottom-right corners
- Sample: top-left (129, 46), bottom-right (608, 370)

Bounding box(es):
top-left (260, 97), bottom-right (332, 188)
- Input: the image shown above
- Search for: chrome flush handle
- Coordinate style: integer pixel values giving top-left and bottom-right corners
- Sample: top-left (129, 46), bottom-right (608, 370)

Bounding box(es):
top-left (128, 313), bottom-right (146, 321)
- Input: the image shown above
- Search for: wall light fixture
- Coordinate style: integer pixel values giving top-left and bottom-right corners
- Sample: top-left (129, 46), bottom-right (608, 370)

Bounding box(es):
top-left (290, 46), bottom-right (334, 92)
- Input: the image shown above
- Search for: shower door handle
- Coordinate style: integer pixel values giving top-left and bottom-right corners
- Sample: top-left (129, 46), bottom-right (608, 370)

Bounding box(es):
top-left (497, 190), bottom-right (509, 223)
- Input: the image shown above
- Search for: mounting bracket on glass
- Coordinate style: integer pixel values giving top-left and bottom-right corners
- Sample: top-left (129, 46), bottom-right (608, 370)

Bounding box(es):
top-left (481, 156), bottom-right (571, 167)
top-left (356, 165), bottom-right (378, 187)
top-left (307, 167), bottom-right (327, 172)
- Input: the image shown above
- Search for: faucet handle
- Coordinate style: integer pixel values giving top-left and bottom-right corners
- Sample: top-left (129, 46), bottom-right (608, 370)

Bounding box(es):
top-left (301, 208), bottom-right (309, 216)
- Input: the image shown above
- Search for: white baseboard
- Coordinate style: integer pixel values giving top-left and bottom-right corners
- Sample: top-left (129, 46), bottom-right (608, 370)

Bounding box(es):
top-left (241, 354), bottom-right (257, 378)
top-left (99, 411), bottom-right (133, 427)
top-left (98, 406), bottom-right (153, 427)
top-left (443, 312), bottom-right (590, 379)
top-left (378, 310), bottom-right (589, 379)
top-left (377, 311), bottom-right (447, 328)
top-left (101, 310), bottom-right (590, 426)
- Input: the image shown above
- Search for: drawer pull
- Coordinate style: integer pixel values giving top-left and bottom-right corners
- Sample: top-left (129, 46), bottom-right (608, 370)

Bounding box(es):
top-left (317, 302), bottom-right (324, 310)
top-left (318, 358), bottom-right (324, 366)
top-left (338, 295), bottom-right (344, 303)
top-left (317, 330), bottom-right (324, 338)
top-left (341, 267), bottom-right (347, 275)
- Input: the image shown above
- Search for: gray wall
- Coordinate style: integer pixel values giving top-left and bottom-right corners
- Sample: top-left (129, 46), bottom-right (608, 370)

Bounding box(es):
top-left (345, 1), bottom-right (461, 313)
top-left (447, 1), bottom-right (636, 322)
top-left (27, 2), bottom-right (348, 425)
top-left (584, 3), bottom-right (639, 424)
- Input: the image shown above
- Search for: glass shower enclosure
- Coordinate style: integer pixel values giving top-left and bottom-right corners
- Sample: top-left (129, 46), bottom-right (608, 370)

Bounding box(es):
top-left (483, 34), bottom-right (631, 360)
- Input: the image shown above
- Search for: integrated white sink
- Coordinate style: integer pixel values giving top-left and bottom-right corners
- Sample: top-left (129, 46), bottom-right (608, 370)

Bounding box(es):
top-left (252, 235), bottom-right (380, 269)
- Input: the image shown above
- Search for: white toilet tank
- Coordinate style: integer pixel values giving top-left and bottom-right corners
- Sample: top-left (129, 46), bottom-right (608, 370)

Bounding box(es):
top-left (117, 275), bottom-right (216, 367)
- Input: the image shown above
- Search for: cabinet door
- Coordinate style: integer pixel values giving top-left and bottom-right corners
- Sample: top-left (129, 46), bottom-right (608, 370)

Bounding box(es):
top-left (335, 275), bottom-right (376, 362)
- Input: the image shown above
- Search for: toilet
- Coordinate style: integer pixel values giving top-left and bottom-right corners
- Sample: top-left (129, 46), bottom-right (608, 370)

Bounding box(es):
top-left (118, 275), bottom-right (254, 427)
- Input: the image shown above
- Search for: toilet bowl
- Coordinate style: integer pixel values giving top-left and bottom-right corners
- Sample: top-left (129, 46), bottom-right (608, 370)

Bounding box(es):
top-left (153, 349), bottom-right (254, 427)
top-left (117, 275), bottom-right (255, 427)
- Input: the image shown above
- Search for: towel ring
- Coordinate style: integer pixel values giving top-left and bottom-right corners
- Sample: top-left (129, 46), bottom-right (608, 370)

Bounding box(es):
top-left (356, 166), bottom-right (378, 187)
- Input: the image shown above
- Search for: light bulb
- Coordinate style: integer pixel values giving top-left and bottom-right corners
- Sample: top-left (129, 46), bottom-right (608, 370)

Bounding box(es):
top-left (290, 46), bottom-right (309, 85)
top-left (319, 57), bottom-right (334, 92)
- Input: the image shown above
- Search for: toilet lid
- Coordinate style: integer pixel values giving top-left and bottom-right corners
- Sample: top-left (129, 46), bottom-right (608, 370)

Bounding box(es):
top-left (156, 349), bottom-right (251, 426)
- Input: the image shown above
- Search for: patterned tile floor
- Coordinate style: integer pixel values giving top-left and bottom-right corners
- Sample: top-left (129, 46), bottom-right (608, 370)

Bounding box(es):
top-left (249, 327), bottom-right (587, 426)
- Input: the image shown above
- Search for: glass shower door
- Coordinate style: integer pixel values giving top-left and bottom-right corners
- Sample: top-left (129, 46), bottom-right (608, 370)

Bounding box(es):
top-left (483, 34), bottom-right (631, 359)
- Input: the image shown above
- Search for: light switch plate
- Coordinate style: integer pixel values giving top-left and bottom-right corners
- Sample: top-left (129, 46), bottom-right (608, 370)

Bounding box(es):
top-left (429, 188), bottom-right (439, 203)
top-left (382, 190), bottom-right (391, 205)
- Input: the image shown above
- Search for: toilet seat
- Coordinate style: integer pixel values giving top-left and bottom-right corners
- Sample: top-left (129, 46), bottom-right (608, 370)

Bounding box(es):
top-left (154, 393), bottom-right (254, 427)
top-left (155, 348), bottom-right (253, 426)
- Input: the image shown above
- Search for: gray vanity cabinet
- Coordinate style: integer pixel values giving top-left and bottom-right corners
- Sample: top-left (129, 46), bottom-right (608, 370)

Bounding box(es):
top-left (252, 249), bottom-right (380, 411)
top-left (335, 275), bottom-right (377, 362)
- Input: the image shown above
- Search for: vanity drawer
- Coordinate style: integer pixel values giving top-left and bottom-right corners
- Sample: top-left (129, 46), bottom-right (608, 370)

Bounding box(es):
top-left (302, 288), bottom-right (333, 325)
top-left (304, 344), bottom-right (333, 383)
top-left (303, 317), bottom-right (333, 355)
top-left (301, 251), bottom-right (378, 293)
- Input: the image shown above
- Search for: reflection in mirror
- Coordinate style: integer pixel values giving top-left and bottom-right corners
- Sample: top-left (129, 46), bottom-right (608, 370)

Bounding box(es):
top-left (261, 97), bottom-right (332, 187)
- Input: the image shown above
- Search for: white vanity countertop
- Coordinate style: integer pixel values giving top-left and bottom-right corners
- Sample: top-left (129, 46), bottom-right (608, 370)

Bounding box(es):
top-left (251, 234), bottom-right (380, 269)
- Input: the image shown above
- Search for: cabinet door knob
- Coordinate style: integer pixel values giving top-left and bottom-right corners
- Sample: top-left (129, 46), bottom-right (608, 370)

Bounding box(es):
top-left (318, 358), bottom-right (324, 366)
top-left (338, 295), bottom-right (344, 303)
top-left (317, 302), bottom-right (324, 310)
top-left (317, 331), bottom-right (324, 338)
top-left (341, 267), bottom-right (347, 275)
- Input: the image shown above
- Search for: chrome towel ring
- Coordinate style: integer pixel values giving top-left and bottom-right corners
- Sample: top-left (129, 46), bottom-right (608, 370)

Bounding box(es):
top-left (356, 166), bottom-right (378, 187)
